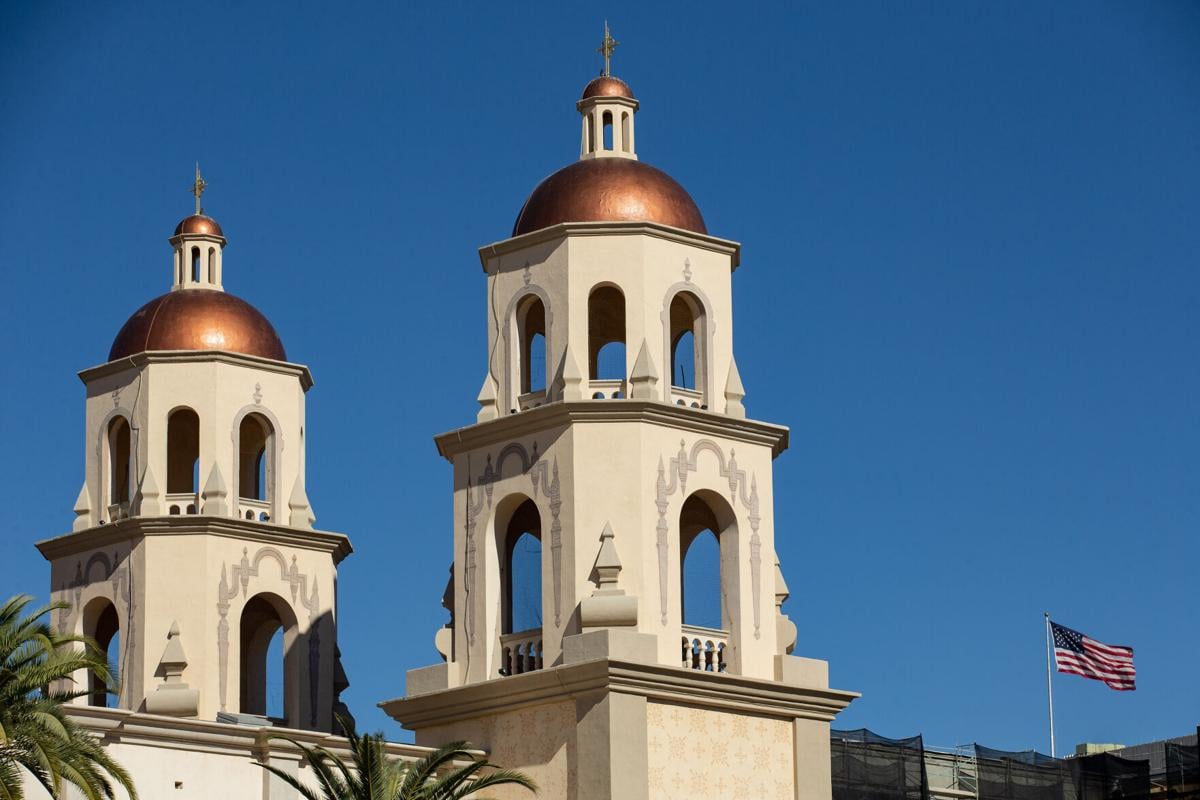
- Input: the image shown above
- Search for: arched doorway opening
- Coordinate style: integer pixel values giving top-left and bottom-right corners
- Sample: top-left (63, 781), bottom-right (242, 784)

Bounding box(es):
top-left (239, 593), bottom-right (297, 724)
top-left (82, 598), bottom-right (120, 707)
top-left (679, 491), bottom-right (738, 672)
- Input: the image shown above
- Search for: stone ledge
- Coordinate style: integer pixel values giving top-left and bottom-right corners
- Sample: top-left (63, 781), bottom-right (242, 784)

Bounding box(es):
top-left (434, 400), bottom-right (789, 461)
top-left (478, 220), bottom-right (741, 271)
top-left (36, 516), bottom-right (353, 563)
top-left (79, 350), bottom-right (314, 390)
top-left (381, 657), bottom-right (857, 730)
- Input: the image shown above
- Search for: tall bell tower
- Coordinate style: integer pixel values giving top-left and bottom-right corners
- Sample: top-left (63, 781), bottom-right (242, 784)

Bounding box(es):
top-left (39, 170), bottom-right (352, 732)
top-left (385, 32), bottom-right (856, 800)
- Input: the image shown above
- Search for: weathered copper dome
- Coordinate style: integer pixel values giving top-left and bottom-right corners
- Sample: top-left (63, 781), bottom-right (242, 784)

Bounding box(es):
top-left (109, 289), bottom-right (286, 361)
top-left (580, 75), bottom-right (634, 100)
top-left (173, 214), bottom-right (224, 238)
top-left (512, 158), bottom-right (706, 237)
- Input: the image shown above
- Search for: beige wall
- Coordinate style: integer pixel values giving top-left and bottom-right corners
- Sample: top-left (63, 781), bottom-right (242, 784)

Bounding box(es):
top-left (416, 701), bottom-right (576, 800)
top-left (646, 700), bottom-right (795, 800)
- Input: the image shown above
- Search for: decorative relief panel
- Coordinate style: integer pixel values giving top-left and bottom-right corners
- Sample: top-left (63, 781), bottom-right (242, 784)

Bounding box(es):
top-left (654, 438), bottom-right (763, 637)
top-left (463, 441), bottom-right (562, 646)
top-left (646, 701), bottom-right (794, 800)
top-left (215, 546), bottom-right (321, 723)
top-left (59, 549), bottom-right (133, 642)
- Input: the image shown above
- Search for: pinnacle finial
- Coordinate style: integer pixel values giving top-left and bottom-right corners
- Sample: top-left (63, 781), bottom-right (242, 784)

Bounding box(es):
top-left (190, 163), bottom-right (207, 216)
top-left (598, 21), bottom-right (619, 77)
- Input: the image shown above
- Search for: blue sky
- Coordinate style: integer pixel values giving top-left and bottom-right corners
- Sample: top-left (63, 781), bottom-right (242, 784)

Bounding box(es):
top-left (1, 2), bottom-right (1197, 748)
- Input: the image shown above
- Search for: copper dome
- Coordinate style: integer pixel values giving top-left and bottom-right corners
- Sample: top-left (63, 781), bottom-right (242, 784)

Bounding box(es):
top-left (513, 158), bottom-right (706, 237)
top-left (173, 214), bottom-right (224, 238)
top-left (580, 75), bottom-right (634, 100)
top-left (109, 289), bottom-right (287, 362)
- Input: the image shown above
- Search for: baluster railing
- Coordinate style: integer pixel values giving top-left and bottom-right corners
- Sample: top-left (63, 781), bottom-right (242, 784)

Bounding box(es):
top-left (681, 625), bottom-right (729, 673)
top-left (499, 629), bottom-right (544, 676)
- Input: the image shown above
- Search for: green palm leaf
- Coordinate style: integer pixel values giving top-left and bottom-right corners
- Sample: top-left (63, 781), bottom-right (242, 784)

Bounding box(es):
top-left (255, 716), bottom-right (535, 800)
top-left (0, 594), bottom-right (138, 800)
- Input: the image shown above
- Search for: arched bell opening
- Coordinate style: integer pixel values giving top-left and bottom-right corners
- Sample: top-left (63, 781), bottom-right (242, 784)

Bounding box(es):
top-left (236, 412), bottom-right (275, 521)
top-left (511, 294), bottom-right (548, 409)
top-left (493, 495), bottom-right (544, 676)
top-left (81, 597), bottom-right (120, 708)
top-left (166, 407), bottom-right (200, 514)
top-left (104, 416), bottom-right (132, 520)
top-left (679, 490), bottom-right (739, 673)
top-left (668, 290), bottom-right (709, 407)
top-left (239, 593), bottom-right (299, 725)
top-left (588, 284), bottom-right (626, 397)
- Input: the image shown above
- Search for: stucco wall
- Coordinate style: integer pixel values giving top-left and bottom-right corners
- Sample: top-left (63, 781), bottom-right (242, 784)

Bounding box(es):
top-left (646, 701), bottom-right (795, 800)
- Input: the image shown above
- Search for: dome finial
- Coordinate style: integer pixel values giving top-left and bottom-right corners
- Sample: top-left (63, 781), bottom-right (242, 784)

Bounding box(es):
top-left (190, 163), bottom-right (208, 216)
top-left (597, 21), bottom-right (618, 77)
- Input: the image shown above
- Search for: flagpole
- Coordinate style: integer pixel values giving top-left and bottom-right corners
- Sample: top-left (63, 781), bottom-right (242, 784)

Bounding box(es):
top-left (1044, 612), bottom-right (1056, 757)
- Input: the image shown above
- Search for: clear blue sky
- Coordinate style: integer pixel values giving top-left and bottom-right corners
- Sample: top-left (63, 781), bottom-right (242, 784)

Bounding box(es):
top-left (2, 2), bottom-right (1196, 749)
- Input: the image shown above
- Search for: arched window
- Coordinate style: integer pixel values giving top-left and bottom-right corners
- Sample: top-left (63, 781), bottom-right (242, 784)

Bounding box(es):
top-left (106, 416), bottom-right (131, 514)
top-left (680, 494), bottom-right (724, 630)
top-left (166, 408), bottom-right (200, 501)
top-left (602, 110), bottom-right (614, 150)
top-left (679, 491), bottom-right (737, 673)
top-left (239, 593), bottom-right (296, 723)
top-left (670, 292), bottom-right (706, 393)
top-left (190, 247), bottom-right (201, 283)
top-left (585, 113), bottom-right (595, 154)
top-left (515, 295), bottom-right (547, 396)
top-left (207, 247), bottom-right (217, 283)
top-left (502, 498), bottom-right (542, 635)
top-left (238, 413), bottom-right (273, 504)
top-left (621, 112), bottom-right (631, 152)
top-left (82, 599), bottom-right (119, 708)
top-left (588, 285), bottom-right (626, 386)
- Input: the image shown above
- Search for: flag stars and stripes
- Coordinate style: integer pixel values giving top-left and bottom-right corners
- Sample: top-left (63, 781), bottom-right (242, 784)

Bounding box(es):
top-left (1051, 621), bottom-right (1136, 691)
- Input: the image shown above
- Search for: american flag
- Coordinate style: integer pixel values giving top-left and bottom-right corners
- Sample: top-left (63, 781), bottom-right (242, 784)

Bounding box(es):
top-left (1051, 621), bottom-right (1136, 691)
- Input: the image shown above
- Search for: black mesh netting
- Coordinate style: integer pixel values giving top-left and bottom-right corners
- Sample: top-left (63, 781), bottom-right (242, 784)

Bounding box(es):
top-left (832, 728), bottom-right (930, 800)
top-left (1071, 753), bottom-right (1151, 800)
top-left (1165, 739), bottom-right (1200, 800)
top-left (975, 744), bottom-right (1067, 800)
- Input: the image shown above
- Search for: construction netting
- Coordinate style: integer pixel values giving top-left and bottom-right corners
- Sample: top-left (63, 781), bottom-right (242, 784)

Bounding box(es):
top-left (1164, 739), bottom-right (1199, 800)
top-left (831, 728), bottom-right (930, 800)
top-left (1071, 753), bottom-right (1151, 800)
top-left (974, 744), bottom-right (1068, 800)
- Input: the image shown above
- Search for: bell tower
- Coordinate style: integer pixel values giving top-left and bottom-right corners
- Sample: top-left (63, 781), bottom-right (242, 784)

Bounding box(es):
top-left (385, 31), bottom-right (856, 800)
top-left (39, 170), bottom-right (352, 732)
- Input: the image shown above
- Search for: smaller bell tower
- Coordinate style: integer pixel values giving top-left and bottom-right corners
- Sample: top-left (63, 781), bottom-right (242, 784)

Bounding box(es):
top-left (39, 171), bottom-right (353, 732)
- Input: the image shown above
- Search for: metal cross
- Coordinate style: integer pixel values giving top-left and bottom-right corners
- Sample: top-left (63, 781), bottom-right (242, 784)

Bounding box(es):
top-left (190, 163), bottom-right (207, 215)
top-left (598, 21), bottom-right (618, 77)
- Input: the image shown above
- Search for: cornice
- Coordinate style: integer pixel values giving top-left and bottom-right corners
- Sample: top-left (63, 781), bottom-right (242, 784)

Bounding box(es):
top-left (79, 350), bottom-right (314, 391)
top-left (36, 516), bottom-right (352, 564)
top-left (63, 706), bottom-right (440, 761)
top-left (477, 220), bottom-right (742, 272)
top-left (381, 658), bottom-right (857, 729)
top-left (434, 400), bottom-right (789, 462)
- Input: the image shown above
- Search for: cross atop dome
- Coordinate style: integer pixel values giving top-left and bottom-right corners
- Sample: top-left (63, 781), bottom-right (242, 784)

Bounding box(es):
top-left (597, 21), bottom-right (618, 77)
top-left (190, 163), bottom-right (207, 216)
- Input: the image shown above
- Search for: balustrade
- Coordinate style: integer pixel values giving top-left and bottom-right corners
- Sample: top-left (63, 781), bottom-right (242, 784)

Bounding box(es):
top-left (165, 492), bottom-right (198, 516)
top-left (517, 390), bottom-right (548, 412)
top-left (669, 386), bottom-right (704, 409)
top-left (588, 379), bottom-right (627, 400)
top-left (681, 624), bottom-right (728, 673)
top-left (238, 497), bottom-right (271, 522)
top-left (500, 629), bottom-right (543, 676)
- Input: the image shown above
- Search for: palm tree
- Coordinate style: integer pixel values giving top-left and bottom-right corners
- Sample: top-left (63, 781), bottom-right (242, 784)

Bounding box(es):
top-left (257, 718), bottom-right (536, 800)
top-left (0, 594), bottom-right (138, 800)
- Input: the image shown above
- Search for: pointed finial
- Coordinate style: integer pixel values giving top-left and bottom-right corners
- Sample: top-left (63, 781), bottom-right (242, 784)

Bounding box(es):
top-left (598, 21), bottom-right (619, 77)
top-left (190, 163), bottom-right (208, 216)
